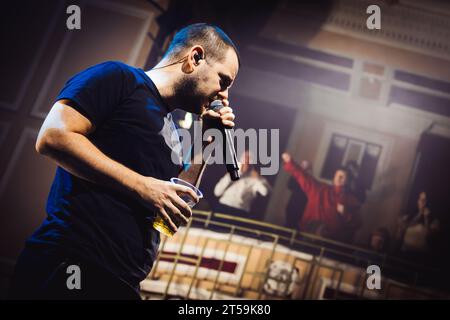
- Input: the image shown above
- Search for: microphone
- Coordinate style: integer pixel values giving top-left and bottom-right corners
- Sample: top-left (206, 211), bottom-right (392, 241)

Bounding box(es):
top-left (210, 100), bottom-right (240, 181)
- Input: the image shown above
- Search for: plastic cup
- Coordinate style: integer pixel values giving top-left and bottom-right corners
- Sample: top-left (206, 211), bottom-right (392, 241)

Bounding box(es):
top-left (152, 178), bottom-right (203, 237)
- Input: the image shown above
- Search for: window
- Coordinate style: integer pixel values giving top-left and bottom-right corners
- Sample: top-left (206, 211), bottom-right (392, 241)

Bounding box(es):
top-left (357, 62), bottom-right (385, 101)
top-left (321, 134), bottom-right (381, 190)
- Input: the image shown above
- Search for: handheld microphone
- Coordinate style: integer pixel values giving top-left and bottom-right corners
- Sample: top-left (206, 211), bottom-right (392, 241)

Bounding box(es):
top-left (210, 100), bottom-right (240, 181)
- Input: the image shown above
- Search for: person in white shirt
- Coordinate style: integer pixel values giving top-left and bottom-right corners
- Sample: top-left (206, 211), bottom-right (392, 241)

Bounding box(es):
top-left (214, 150), bottom-right (271, 217)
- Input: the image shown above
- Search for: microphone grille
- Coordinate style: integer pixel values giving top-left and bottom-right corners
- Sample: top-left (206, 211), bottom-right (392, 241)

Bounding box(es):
top-left (210, 99), bottom-right (223, 111)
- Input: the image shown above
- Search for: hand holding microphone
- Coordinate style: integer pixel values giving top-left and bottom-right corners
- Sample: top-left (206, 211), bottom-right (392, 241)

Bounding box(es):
top-left (201, 99), bottom-right (240, 181)
top-left (201, 99), bottom-right (235, 128)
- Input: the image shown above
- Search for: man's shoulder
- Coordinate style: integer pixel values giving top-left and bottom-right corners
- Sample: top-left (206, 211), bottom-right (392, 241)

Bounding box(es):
top-left (87, 60), bottom-right (140, 78)
top-left (71, 61), bottom-right (137, 84)
top-left (106, 61), bottom-right (152, 86)
top-left (97, 60), bottom-right (131, 70)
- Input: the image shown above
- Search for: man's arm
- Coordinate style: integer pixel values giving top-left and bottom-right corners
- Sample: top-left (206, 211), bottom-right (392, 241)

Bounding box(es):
top-left (213, 174), bottom-right (232, 197)
top-left (281, 152), bottom-right (318, 195)
top-left (253, 177), bottom-right (270, 197)
top-left (178, 102), bottom-right (235, 189)
top-left (37, 99), bottom-right (198, 233)
top-left (178, 139), bottom-right (212, 189)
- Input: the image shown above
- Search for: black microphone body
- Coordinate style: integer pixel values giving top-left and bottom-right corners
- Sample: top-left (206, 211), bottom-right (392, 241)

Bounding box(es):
top-left (210, 100), bottom-right (240, 181)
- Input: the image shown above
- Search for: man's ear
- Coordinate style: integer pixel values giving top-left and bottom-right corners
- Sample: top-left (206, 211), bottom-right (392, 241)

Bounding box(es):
top-left (182, 46), bottom-right (204, 73)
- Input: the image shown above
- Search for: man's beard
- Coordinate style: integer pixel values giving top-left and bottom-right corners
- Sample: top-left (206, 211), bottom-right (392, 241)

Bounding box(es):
top-left (174, 74), bottom-right (208, 114)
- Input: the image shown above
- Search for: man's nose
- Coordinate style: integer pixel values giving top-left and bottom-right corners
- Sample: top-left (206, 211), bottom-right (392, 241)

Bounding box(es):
top-left (217, 89), bottom-right (229, 101)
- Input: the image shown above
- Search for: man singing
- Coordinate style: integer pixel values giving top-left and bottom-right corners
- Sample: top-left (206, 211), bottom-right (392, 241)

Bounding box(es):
top-left (9, 23), bottom-right (239, 299)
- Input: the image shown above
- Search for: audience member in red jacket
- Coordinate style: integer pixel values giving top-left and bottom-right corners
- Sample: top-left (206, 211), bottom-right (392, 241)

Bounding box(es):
top-left (282, 152), bottom-right (361, 242)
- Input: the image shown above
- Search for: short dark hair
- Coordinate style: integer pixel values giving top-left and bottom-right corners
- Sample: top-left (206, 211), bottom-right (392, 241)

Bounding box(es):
top-left (164, 23), bottom-right (240, 66)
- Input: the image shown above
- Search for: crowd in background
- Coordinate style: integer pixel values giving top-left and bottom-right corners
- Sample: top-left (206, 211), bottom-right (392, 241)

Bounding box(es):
top-left (209, 150), bottom-right (444, 265)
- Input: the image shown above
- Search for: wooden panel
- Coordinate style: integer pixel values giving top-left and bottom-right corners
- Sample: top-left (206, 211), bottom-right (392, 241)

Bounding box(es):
top-left (0, 122), bottom-right (10, 150)
top-left (0, 1), bottom-right (62, 111)
top-left (31, 1), bottom-right (153, 118)
top-left (0, 129), bottom-right (56, 259)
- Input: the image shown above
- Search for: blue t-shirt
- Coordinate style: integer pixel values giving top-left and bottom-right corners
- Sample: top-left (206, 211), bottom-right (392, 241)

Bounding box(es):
top-left (28, 61), bottom-right (183, 287)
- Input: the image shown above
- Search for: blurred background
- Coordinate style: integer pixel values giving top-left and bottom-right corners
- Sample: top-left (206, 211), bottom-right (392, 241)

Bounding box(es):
top-left (0, 0), bottom-right (449, 299)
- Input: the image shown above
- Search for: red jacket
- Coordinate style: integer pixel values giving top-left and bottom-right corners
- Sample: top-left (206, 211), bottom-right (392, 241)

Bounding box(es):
top-left (284, 160), bottom-right (360, 239)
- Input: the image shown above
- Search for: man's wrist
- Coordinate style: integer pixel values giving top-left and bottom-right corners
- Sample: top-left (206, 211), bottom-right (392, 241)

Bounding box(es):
top-left (128, 172), bottom-right (147, 200)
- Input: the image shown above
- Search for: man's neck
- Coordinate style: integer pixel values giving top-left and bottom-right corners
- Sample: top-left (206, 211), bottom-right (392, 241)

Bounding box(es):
top-left (145, 68), bottom-right (179, 112)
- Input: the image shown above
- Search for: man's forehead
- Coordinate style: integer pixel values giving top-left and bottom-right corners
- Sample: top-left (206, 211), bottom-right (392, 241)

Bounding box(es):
top-left (222, 48), bottom-right (239, 79)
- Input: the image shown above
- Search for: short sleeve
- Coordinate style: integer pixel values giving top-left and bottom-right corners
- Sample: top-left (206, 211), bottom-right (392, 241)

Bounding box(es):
top-left (55, 61), bottom-right (135, 127)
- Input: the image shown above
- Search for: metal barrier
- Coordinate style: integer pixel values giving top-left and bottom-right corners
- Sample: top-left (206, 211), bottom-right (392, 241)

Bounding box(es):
top-left (141, 210), bottom-right (449, 300)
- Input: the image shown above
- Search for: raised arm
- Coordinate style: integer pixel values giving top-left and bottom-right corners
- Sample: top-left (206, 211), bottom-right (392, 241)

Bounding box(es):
top-left (213, 173), bottom-right (232, 197)
top-left (281, 152), bottom-right (318, 195)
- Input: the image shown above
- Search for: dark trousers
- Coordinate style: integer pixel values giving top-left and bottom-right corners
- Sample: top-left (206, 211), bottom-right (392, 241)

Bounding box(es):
top-left (8, 244), bottom-right (141, 300)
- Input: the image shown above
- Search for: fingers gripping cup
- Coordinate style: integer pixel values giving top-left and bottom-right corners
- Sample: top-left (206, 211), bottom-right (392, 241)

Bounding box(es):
top-left (170, 178), bottom-right (203, 207)
top-left (153, 178), bottom-right (203, 237)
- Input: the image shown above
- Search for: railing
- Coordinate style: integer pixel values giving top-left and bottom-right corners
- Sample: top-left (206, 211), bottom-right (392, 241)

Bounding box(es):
top-left (141, 210), bottom-right (449, 300)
